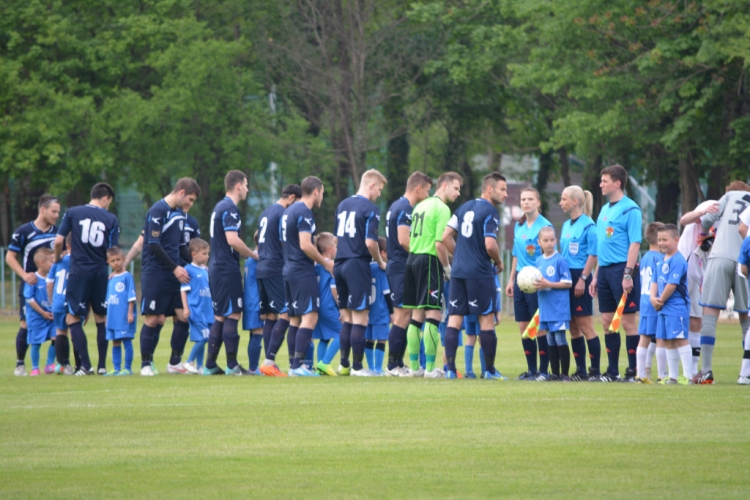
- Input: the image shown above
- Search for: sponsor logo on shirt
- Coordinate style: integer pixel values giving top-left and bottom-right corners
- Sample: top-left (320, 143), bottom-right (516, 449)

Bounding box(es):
top-left (605, 227), bottom-right (614, 238)
top-left (526, 244), bottom-right (535, 256)
top-left (115, 282), bottom-right (125, 293)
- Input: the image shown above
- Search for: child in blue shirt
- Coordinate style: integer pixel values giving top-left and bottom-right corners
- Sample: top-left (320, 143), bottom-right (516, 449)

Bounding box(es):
top-left (651, 224), bottom-right (692, 384)
top-left (105, 247), bottom-right (137, 375)
top-left (313, 233), bottom-right (342, 376)
top-left (243, 232), bottom-right (264, 375)
top-left (47, 236), bottom-right (77, 375)
top-left (636, 222), bottom-right (665, 383)
top-left (24, 248), bottom-right (56, 376)
top-left (366, 237), bottom-right (392, 375)
top-left (533, 226), bottom-right (573, 381)
top-left (180, 238), bottom-right (213, 374)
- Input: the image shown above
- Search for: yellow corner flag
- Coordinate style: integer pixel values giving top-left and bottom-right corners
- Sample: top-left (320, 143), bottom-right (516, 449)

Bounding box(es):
top-left (609, 292), bottom-right (628, 333)
top-left (522, 309), bottom-right (540, 339)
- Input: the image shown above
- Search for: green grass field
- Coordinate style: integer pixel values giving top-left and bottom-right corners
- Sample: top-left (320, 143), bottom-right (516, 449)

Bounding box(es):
top-left (2, 315), bottom-right (749, 498)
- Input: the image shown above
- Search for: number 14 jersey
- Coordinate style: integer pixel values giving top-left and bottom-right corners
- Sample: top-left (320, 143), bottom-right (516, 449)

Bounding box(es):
top-left (334, 195), bottom-right (380, 260)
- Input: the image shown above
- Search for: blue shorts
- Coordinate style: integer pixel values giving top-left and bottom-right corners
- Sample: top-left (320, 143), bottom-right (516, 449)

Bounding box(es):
top-left (334, 258), bottom-right (371, 311)
top-left (597, 262), bottom-right (640, 314)
top-left (447, 277), bottom-right (496, 317)
top-left (386, 271), bottom-right (405, 308)
top-left (366, 324), bottom-right (389, 341)
top-left (569, 268), bottom-right (593, 316)
top-left (464, 315), bottom-right (479, 335)
top-left (53, 311), bottom-right (67, 331)
top-left (656, 314), bottom-right (688, 340)
top-left (540, 321), bottom-right (569, 332)
top-left (27, 322), bottom-right (55, 344)
top-left (546, 330), bottom-right (568, 347)
top-left (106, 328), bottom-right (134, 341)
top-left (313, 322), bottom-right (339, 341)
top-left (639, 315), bottom-right (658, 336)
top-left (513, 279), bottom-right (539, 322)
top-left (67, 269), bottom-right (109, 317)
top-left (258, 276), bottom-right (287, 315)
top-left (284, 274), bottom-right (320, 317)
top-left (209, 270), bottom-right (243, 317)
top-left (439, 321), bottom-right (464, 347)
top-left (189, 319), bottom-right (211, 342)
top-left (141, 271), bottom-right (181, 316)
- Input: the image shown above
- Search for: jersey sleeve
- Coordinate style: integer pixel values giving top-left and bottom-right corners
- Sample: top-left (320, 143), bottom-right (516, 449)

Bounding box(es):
top-left (557, 258), bottom-right (572, 283)
top-left (483, 211), bottom-right (499, 238)
top-left (109, 219), bottom-right (121, 248)
top-left (667, 258), bottom-right (687, 285)
top-left (127, 274), bottom-right (137, 302)
top-left (740, 206), bottom-right (750, 227)
top-left (8, 227), bottom-right (24, 252)
top-left (47, 263), bottom-right (57, 283)
top-left (702, 194), bottom-right (727, 231)
top-left (380, 271), bottom-right (390, 295)
top-left (434, 205), bottom-right (452, 242)
top-left (57, 212), bottom-right (72, 238)
top-left (146, 210), bottom-right (163, 245)
top-left (397, 210), bottom-right (412, 227)
top-left (447, 213), bottom-right (459, 232)
top-left (23, 283), bottom-right (35, 301)
top-left (298, 210), bottom-right (314, 233)
top-left (626, 208), bottom-right (643, 245)
top-left (585, 224), bottom-right (598, 256)
top-left (222, 207), bottom-right (241, 233)
top-left (365, 207), bottom-right (380, 241)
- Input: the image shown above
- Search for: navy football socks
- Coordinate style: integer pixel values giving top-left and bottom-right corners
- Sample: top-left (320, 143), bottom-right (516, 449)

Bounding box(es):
top-left (69, 322), bottom-right (92, 370)
top-left (626, 335), bottom-right (639, 371)
top-left (262, 319), bottom-right (277, 357)
top-left (537, 335), bottom-right (550, 374)
top-left (587, 336), bottom-right (601, 372)
top-left (292, 327), bottom-right (313, 369)
top-left (444, 326), bottom-right (460, 373)
top-left (139, 324), bottom-right (157, 367)
top-left (223, 318), bottom-right (240, 369)
top-left (571, 336), bottom-right (586, 373)
top-left (205, 321), bottom-right (224, 369)
top-left (169, 320), bottom-right (190, 365)
top-left (521, 337), bottom-right (537, 373)
top-left (351, 324), bottom-right (366, 371)
top-left (480, 330), bottom-right (497, 374)
top-left (339, 322), bottom-right (353, 368)
top-left (605, 332), bottom-right (621, 376)
top-left (96, 322), bottom-right (107, 370)
top-left (266, 318), bottom-right (289, 361)
top-left (387, 325), bottom-right (406, 370)
top-left (16, 328), bottom-right (28, 365)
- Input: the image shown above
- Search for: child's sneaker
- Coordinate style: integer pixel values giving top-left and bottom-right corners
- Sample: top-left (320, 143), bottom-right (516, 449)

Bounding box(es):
top-left (141, 365), bottom-right (156, 376)
top-left (289, 366), bottom-right (316, 377)
top-left (636, 376), bottom-right (654, 384)
top-left (44, 363), bottom-right (56, 374)
top-left (167, 363), bottom-right (189, 374)
top-left (337, 365), bottom-right (351, 376)
top-left (260, 363), bottom-right (287, 377)
top-left (464, 371), bottom-right (477, 379)
top-left (677, 376), bottom-right (693, 385)
top-left (30, 368), bottom-right (41, 377)
top-left (483, 370), bottom-right (508, 380)
top-left (316, 361), bottom-right (338, 376)
top-left (351, 368), bottom-right (375, 377)
top-left (445, 370), bottom-right (459, 379)
top-left (104, 370), bottom-right (119, 376)
top-left (116, 369), bottom-right (133, 376)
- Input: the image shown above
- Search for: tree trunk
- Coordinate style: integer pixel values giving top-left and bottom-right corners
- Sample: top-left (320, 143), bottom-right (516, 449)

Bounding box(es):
top-left (679, 145), bottom-right (701, 214)
top-left (585, 155), bottom-right (603, 218)
top-left (384, 97), bottom-right (410, 206)
top-left (558, 147), bottom-right (571, 187)
top-left (536, 150), bottom-right (552, 215)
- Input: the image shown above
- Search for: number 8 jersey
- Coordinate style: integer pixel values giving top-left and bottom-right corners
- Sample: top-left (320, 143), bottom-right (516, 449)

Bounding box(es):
top-left (58, 204), bottom-right (120, 274)
top-left (447, 198), bottom-right (499, 279)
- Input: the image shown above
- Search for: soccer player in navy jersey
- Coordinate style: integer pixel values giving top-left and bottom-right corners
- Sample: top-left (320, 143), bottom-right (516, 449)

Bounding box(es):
top-left (204, 170), bottom-right (259, 375)
top-left (384, 172), bottom-right (432, 377)
top-left (138, 178), bottom-right (201, 376)
top-left (589, 164), bottom-right (642, 382)
top-left (334, 169), bottom-right (387, 376)
top-left (442, 172), bottom-right (508, 380)
top-left (54, 183), bottom-right (121, 376)
top-left (278, 176), bottom-right (333, 376)
top-left (7, 195), bottom-right (61, 376)
top-left (257, 184), bottom-right (302, 377)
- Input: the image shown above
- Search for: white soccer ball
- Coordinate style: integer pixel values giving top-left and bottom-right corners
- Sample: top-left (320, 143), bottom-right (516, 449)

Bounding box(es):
top-left (517, 266), bottom-right (542, 294)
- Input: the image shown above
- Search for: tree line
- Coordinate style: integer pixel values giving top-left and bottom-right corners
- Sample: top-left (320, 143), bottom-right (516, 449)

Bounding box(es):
top-left (2, 0), bottom-right (749, 241)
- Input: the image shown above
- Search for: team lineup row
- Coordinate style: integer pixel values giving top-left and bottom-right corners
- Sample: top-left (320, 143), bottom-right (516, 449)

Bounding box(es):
top-left (9, 167), bottom-right (750, 383)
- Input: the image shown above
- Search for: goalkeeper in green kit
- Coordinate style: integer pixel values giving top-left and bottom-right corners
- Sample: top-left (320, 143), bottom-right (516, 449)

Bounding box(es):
top-left (402, 172), bottom-right (463, 377)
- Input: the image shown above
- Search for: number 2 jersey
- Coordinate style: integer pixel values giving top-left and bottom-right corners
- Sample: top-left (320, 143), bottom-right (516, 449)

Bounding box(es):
top-left (447, 198), bottom-right (499, 279)
top-left (57, 204), bottom-right (120, 275)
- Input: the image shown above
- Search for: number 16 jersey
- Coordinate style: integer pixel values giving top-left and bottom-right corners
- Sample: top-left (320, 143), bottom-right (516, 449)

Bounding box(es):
top-left (58, 204), bottom-right (120, 275)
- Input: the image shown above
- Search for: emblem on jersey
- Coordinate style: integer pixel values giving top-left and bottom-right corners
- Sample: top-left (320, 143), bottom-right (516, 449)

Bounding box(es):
top-left (605, 226), bottom-right (614, 238)
top-left (152, 230), bottom-right (160, 237)
top-left (662, 263), bottom-right (669, 274)
top-left (151, 217), bottom-right (161, 225)
top-left (469, 299), bottom-right (478, 308)
top-left (179, 221), bottom-right (184, 231)
top-left (304, 217), bottom-right (313, 226)
top-left (230, 213), bottom-right (239, 220)
top-left (449, 300), bottom-right (458, 308)
top-left (526, 244), bottom-right (535, 256)
top-left (115, 282), bottom-right (125, 293)
top-left (569, 242), bottom-right (579, 255)
top-left (546, 266), bottom-right (555, 277)
top-left (269, 300), bottom-right (275, 309)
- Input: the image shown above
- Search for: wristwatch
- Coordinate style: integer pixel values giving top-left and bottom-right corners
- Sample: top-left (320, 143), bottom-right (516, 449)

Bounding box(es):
top-left (580, 274), bottom-right (588, 281)
top-left (623, 274), bottom-right (632, 281)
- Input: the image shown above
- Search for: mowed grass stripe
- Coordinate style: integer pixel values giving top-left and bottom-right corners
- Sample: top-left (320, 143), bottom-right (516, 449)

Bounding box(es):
top-left (2, 317), bottom-right (749, 498)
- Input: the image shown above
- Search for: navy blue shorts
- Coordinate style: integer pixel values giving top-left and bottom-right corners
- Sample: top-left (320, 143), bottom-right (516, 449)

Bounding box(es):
top-left (386, 270), bottom-right (405, 308)
top-left (447, 277), bottom-right (496, 317)
top-left (569, 268), bottom-right (593, 316)
top-left (513, 279), bottom-right (539, 322)
top-left (66, 269), bottom-right (109, 317)
top-left (141, 271), bottom-right (181, 316)
top-left (209, 270), bottom-right (243, 317)
top-left (258, 276), bottom-right (287, 315)
top-left (597, 262), bottom-right (640, 314)
top-left (284, 274), bottom-right (320, 317)
top-left (334, 258), bottom-right (371, 311)
top-left (18, 282), bottom-right (26, 322)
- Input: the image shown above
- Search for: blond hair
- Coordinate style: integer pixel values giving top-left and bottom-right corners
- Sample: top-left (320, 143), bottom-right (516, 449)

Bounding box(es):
top-left (360, 169), bottom-right (387, 189)
top-left (562, 185), bottom-right (594, 217)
